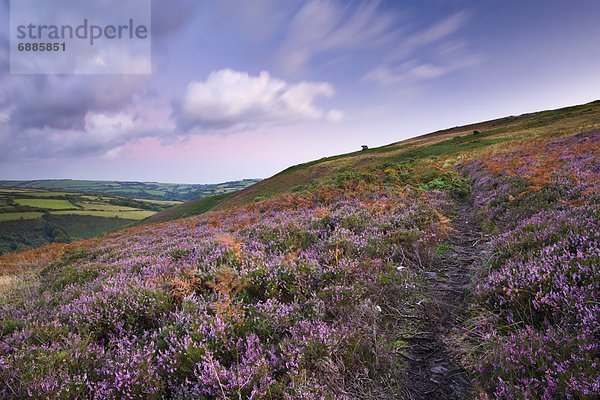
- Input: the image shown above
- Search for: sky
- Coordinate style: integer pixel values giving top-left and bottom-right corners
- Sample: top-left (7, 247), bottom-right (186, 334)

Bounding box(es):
top-left (0, 0), bottom-right (599, 184)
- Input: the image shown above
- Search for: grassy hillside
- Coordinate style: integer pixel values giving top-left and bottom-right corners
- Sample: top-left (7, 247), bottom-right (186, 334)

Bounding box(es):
top-left (142, 192), bottom-right (235, 224)
top-left (0, 215), bottom-right (131, 254)
top-left (0, 179), bottom-right (260, 202)
top-left (0, 101), bottom-right (598, 399)
top-left (217, 101), bottom-right (600, 209)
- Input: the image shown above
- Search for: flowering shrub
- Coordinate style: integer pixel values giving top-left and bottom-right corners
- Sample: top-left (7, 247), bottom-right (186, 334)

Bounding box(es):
top-left (1, 126), bottom-right (597, 398)
top-left (0, 187), bottom-right (451, 398)
top-left (460, 130), bottom-right (600, 399)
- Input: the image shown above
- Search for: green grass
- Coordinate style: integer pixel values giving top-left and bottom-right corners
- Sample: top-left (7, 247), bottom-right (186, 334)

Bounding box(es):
top-left (0, 212), bottom-right (45, 221)
top-left (75, 203), bottom-right (142, 212)
top-left (13, 199), bottom-right (76, 210)
top-left (0, 214), bottom-right (136, 253)
top-left (133, 198), bottom-right (182, 206)
top-left (21, 191), bottom-right (76, 197)
top-left (434, 243), bottom-right (453, 257)
top-left (381, 135), bottom-right (513, 165)
top-left (51, 210), bottom-right (155, 220)
top-left (0, 179), bottom-right (260, 201)
top-left (142, 192), bottom-right (235, 224)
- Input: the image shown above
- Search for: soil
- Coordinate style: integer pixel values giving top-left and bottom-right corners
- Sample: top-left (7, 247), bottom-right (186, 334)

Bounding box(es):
top-left (403, 200), bottom-right (488, 399)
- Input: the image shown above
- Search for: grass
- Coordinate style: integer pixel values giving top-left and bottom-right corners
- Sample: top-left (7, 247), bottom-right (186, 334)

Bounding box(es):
top-left (0, 179), bottom-right (260, 201)
top-left (0, 188), bottom-right (29, 193)
top-left (0, 212), bottom-right (45, 221)
top-left (75, 203), bottom-right (142, 212)
top-left (142, 192), bottom-right (235, 224)
top-left (21, 191), bottom-right (76, 197)
top-left (0, 188), bottom-right (173, 253)
top-left (51, 210), bottom-right (155, 220)
top-left (133, 198), bottom-right (182, 206)
top-left (13, 198), bottom-right (76, 210)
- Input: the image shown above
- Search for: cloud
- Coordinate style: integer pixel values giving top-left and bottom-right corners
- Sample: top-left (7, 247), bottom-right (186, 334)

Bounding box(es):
top-left (0, 67), bottom-right (341, 162)
top-left (402, 11), bottom-right (471, 53)
top-left (177, 69), bottom-right (339, 130)
top-left (364, 12), bottom-right (478, 86)
top-left (6, 75), bottom-right (148, 130)
top-left (364, 50), bottom-right (480, 85)
top-left (0, 0), bottom-right (200, 162)
top-left (0, 108), bottom-right (175, 162)
top-left (279, 0), bottom-right (397, 73)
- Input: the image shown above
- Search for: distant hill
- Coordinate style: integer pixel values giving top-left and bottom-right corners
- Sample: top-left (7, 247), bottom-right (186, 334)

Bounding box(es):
top-left (0, 178), bottom-right (260, 202)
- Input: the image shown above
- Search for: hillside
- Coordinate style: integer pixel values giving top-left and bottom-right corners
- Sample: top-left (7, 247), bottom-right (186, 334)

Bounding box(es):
top-left (142, 192), bottom-right (235, 225)
top-left (217, 101), bottom-right (600, 209)
top-left (0, 101), bottom-right (598, 399)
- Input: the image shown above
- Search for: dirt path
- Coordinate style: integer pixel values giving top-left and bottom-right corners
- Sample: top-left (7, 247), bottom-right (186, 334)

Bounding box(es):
top-left (403, 200), bottom-right (487, 399)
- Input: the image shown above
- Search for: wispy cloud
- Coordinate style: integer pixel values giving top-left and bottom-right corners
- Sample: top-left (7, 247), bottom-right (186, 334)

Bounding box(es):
top-left (279, 0), bottom-right (398, 74)
top-left (364, 41), bottom-right (480, 85)
top-left (402, 11), bottom-right (471, 53)
top-left (364, 11), bottom-right (478, 86)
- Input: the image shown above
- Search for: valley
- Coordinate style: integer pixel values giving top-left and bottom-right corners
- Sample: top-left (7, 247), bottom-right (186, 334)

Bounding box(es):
top-left (0, 178), bottom-right (259, 254)
top-left (0, 179), bottom-right (260, 202)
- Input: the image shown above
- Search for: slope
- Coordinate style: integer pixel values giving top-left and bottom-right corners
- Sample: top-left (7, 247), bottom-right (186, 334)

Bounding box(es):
top-left (217, 100), bottom-right (600, 209)
top-left (0, 101), bottom-right (598, 399)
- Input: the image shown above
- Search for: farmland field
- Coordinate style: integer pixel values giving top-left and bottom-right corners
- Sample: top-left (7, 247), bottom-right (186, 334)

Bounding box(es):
top-left (51, 210), bottom-right (155, 220)
top-left (133, 198), bottom-right (182, 206)
top-left (0, 212), bottom-right (44, 221)
top-left (0, 188), bottom-right (172, 253)
top-left (18, 191), bottom-right (75, 197)
top-left (13, 198), bottom-right (76, 210)
top-left (75, 203), bottom-right (142, 212)
top-left (0, 180), bottom-right (259, 254)
top-left (0, 179), bottom-right (260, 201)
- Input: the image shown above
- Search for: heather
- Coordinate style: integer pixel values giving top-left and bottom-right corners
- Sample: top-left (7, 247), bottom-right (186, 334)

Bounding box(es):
top-left (1, 120), bottom-right (599, 399)
top-left (459, 130), bottom-right (600, 399)
top-left (0, 185), bottom-right (452, 399)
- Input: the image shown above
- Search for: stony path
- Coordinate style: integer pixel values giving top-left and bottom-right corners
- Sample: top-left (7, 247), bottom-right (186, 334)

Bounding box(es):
top-left (403, 200), bottom-right (488, 399)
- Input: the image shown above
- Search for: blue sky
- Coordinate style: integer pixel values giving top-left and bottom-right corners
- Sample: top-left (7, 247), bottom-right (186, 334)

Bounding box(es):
top-left (0, 0), bottom-right (599, 183)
